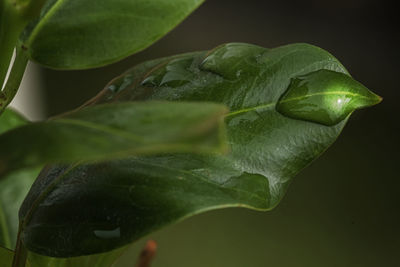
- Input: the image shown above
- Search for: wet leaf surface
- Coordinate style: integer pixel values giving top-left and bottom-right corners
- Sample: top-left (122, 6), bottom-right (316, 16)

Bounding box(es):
top-left (19, 43), bottom-right (381, 257)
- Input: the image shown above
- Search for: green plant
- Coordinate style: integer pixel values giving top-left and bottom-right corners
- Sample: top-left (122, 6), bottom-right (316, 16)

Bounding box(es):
top-left (0, 0), bottom-right (381, 266)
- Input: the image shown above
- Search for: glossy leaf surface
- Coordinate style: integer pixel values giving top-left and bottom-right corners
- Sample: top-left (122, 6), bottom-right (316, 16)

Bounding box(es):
top-left (21, 0), bottom-right (204, 69)
top-left (0, 101), bottom-right (228, 177)
top-left (19, 43), bottom-right (381, 257)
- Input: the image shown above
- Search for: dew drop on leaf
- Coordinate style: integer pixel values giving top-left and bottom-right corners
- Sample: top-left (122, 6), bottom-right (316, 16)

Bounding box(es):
top-left (94, 227), bottom-right (121, 239)
top-left (276, 69), bottom-right (382, 126)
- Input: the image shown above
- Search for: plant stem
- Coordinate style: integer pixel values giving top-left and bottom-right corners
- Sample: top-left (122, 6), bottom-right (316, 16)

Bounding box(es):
top-left (0, 0), bottom-right (46, 113)
top-left (12, 223), bottom-right (27, 267)
top-left (0, 46), bottom-right (28, 113)
top-left (0, 0), bottom-right (24, 90)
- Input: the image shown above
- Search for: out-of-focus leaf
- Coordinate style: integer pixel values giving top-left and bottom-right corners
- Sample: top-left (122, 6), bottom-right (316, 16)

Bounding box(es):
top-left (0, 245), bottom-right (35, 267)
top-left (0, 168), bottom-right (40, 249)
top-left (27, 243), bottom-right (132, 267)
top-left (0, 109), bottom-right (39, 249)
top-left (0, 108), bottom-right (27, 134)
top-left (19, 43), bottom-right (381, 257)
top-left (21, 0), bottom-right (205, 69)
top-left (0, 101), bottom-right (228, 177)
top-left (0, 245), bottom-right (14, 267)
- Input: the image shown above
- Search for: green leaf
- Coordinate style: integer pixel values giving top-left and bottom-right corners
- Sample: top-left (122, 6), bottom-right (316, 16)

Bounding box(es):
top-left (0, 108), bottom-right (27, 134)
top-left (19, 43), bottom-right (381, 257)
top-left (0, 245), bottom-right (36, 267)
top-left (0, 101), bottom-right (228, 177)
top-left (0, 168), bottom-right (40, 249)
top-left (21, 0), bottom-right (205, 69)
top-left (0, 245), bottom-right (14, 267)
top-left (0, 109), bottom-right (39, 250)
top-left (27, 243), bottom-right (132, 267)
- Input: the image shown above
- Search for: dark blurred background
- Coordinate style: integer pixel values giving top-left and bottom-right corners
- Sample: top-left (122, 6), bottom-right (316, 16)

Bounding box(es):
top-left (35, 0), bottom-right (399, 266)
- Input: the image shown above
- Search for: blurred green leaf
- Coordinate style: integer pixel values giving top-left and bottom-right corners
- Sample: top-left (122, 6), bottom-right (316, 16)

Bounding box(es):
top-left (21, 0), bottom-right (205, 69)
top-left (0, 245), bottom-right (36, 267)
top-left (0, 168), bottom-right (40, 249)
top-left (0, 245), bottom-right (14, 267)
top-left (0, 101), bottom-right (228, 177)
top-left (27, 243), bottom-right (132, 267)
top-left (19, 43), bottom-right (381, 257)
top-left (0, 108), bottom-right (27, 134)
top-left (0, 109), bottom-right (39, 250)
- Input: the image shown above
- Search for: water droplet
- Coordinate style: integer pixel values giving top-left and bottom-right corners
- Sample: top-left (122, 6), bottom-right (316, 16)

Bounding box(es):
top-left (141, 57), bottom-right (195, 88)
top-left (107, 84), bottom-right (118, 93)
top-left (141, 75), bottom-right (158, 87)
top-left (200, 43), bottom-right (265, 80)
top-left (94, 227), bottom-right (121, 239)
top-left (276, 69), bottom-right (382, 126)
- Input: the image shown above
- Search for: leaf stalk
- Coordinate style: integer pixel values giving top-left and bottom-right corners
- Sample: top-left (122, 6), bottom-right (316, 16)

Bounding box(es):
top-left (0, 0), bottom-right (45, 114)
top-left (0, 46), bottom-right (28, 114)
top-left (0, 0), bottom-right (24, 90)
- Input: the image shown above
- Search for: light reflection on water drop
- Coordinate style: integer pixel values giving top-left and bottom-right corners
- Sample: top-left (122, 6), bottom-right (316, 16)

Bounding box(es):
top-left (276, 69), bottom-right (382, 126)
top-left (94, 227), bottom-right (121, 239)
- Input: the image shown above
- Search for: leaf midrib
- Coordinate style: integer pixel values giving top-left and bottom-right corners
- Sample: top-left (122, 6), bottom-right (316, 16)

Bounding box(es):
top-left (25, 0), bottom-right (65, 48)
top-left (226, 91), bottom-right (368, 117)
top-left (55, 118), bottom-right (145, 143)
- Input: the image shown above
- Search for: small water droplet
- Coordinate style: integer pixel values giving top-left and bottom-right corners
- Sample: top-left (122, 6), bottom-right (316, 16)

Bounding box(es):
top-left (141, 57), bottom-right (194, 88)
top-left (141, 75), bottom-right (158, 87)
top-left (107, 85), bottom-right (117, 93)
top-left (276, 69), bottom-right (382, 126)
top-left (94, 227), bottom-right (121, 239)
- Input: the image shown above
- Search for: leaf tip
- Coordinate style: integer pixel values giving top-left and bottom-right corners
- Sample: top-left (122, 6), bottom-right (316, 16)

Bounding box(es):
top-left (276, 69), bottom-right (382, 126)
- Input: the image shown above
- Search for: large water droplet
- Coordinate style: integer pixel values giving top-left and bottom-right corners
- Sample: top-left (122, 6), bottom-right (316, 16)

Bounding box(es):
top-left (200, 43), bottom-right (265, 80)
top-left (276, 69), bottom-right (382, 126)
